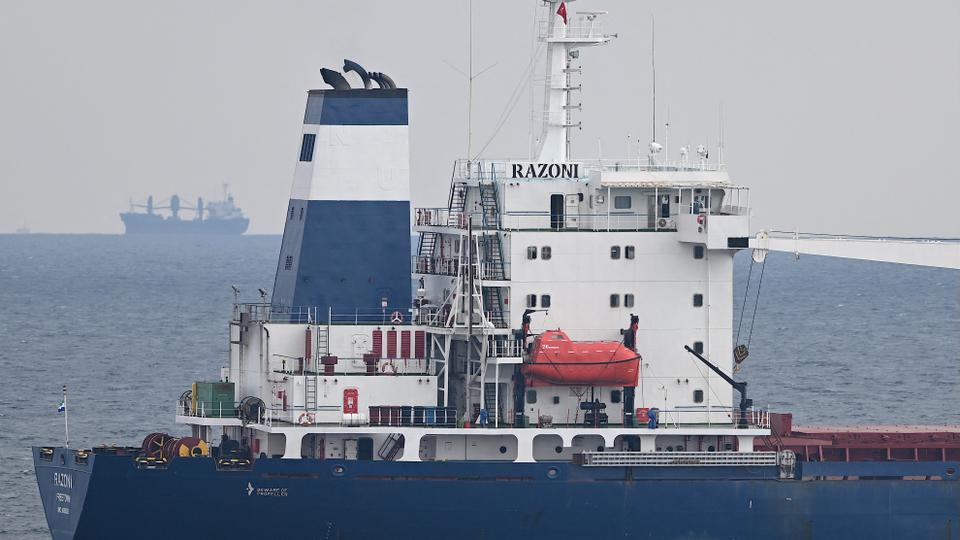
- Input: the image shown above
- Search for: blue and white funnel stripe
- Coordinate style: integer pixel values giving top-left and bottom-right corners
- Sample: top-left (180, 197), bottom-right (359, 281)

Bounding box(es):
top-left (272, 84), bottom-right (411, 321)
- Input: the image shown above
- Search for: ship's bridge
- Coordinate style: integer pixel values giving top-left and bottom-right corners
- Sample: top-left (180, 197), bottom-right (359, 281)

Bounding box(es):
top-left (413, 158), bottom-right (751, 248)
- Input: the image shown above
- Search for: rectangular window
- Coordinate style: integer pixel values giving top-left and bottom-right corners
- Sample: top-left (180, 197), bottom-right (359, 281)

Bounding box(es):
top-left (526, 294), bottom-right (537, 308)
top-left (614, 196), bottom-right (632, 209)
top-left (609, 294), bottom-right (620, 308)
top-left (541, 246), bottom-right (552, 260)
top-left (299, 133), bottom-right (316, 162)
top-left (527, 246), bottom-right (538, 260)
top-left (694, 245), bottom-right (705, 259)
top-left (541, 295), bottom-right (551, 308)
top-left (625, 245), bottom-right (635, 259)
top-left (526, 390), bottom-right (537, 404)
top-left (610, 246), bottom-right (621, 259)
top-left (693, 293), bottom-right (704, 307)
top-left (693, 390), bottom-right (704, 403)
top-left (610, 389), bottom-right (622, 403)
top-left (693, 341), bottom-right (704, 354)
top-left (624, 294), bottom-right (635, 308)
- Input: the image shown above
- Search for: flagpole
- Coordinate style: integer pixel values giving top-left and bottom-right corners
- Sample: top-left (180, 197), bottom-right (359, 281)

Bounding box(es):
top-left (63, 384), bottom-right (69, 448)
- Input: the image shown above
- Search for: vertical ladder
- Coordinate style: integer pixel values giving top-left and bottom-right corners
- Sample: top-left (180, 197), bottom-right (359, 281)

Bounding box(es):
top-left (305, 377), bottom-right (317, 411)
top-left (316, 326), bottom-right (329, 357)
top-left (483, 380), bottom-right (501, 425)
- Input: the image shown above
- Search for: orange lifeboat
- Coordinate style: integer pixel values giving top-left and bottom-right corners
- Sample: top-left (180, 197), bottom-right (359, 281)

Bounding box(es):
top-left (522, 330), bottom-right (640, 387)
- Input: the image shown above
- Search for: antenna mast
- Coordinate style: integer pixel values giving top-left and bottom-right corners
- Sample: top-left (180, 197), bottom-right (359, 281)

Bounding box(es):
top-left (467, 0), bottom-right (474, 160)
top-left (651, 15), bottom-right (656, 143)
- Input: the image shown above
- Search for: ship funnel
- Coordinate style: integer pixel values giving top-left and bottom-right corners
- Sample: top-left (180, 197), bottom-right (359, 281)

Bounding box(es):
top-left (343, 59), bottom-right (372, 89)
top-left (272, 67), bottom-right (409, 321)
top-left (320, 68), bottom-right (351, 90)
top-left (369, 71), bottom-right (396, 89)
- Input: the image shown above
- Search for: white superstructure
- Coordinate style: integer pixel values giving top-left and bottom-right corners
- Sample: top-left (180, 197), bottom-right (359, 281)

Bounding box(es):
top-left (176, 1), bottom-right (776, 466)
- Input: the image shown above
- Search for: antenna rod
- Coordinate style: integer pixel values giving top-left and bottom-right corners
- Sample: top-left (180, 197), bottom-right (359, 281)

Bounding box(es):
top-left (651, 15), bottom-right (656, 143)
top-left (467, 0), bottom-right (474, 160)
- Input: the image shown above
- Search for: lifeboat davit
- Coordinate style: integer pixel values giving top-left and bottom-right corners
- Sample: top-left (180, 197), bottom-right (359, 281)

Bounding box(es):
top-left (522, 330), bottom-right (640, 387)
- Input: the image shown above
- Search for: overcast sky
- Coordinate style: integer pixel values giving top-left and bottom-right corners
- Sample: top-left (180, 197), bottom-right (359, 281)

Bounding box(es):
top-left (1, 0), bottom-right (957, 236)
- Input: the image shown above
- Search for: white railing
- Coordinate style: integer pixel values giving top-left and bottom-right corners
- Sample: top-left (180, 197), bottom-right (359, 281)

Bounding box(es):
top-left (489, 339), bottom-right (524, 358)
top-left (576, 451), bottom-right (780, 467)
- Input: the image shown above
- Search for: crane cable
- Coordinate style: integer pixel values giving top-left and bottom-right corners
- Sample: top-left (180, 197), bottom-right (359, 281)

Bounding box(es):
top-left (735, 256), bottom-right (767, 349)
top-left (746, 257), bottom-right (767, 348)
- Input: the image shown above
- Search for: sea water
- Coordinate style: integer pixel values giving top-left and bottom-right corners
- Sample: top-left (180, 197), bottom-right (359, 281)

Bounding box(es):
top-left (0, 235), bottom-right (956, 538)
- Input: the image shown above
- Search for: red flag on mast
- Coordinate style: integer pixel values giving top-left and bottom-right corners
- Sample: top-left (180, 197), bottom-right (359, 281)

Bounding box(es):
top-left (556, 2), bottom-right (568, 25)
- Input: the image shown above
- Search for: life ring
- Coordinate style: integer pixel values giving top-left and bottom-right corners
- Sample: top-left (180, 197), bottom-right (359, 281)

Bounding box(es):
top-left (297, 412), bottom-right (314, 426)
top-left (697, 214), bottom-right (705, 225)
top-left (390, 311), bottom-right (403, 324)
top-left (381, 361), bottom-right (397, 374)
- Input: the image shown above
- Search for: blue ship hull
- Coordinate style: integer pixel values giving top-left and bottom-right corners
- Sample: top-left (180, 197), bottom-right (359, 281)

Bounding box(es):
top-left (34, 447), bottom-right (959, 539)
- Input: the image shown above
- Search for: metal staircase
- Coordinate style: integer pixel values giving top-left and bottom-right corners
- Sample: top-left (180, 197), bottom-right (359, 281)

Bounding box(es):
top-left (447, 182), bottom-right (468, 227)
top-left (418, 231), bottom-right (437, 258)
top-left (478, 182), bottom-right (507, 327)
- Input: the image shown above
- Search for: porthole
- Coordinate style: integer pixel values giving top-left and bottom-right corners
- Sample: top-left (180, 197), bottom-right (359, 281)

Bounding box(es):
top-left (596, 446), bottom-right (604, 452)
top-left (708, 445), bottom-right (716, 452)
top-left (499, 446), bottom-right (508, 454)
top-left (331, 465), bottom-right (345, 476)
top-left (546, 467), bottom-right (559, 479)
top-left (555, 446), bottom-right (563, 454)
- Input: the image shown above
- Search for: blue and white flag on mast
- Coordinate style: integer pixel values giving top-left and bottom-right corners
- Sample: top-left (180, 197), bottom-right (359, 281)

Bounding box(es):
top-left (57, 399), bottom-right (65, 413)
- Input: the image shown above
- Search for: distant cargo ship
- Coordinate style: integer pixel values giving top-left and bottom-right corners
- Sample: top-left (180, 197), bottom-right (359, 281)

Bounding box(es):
top-left (120, 188), bottom-right (249, 235)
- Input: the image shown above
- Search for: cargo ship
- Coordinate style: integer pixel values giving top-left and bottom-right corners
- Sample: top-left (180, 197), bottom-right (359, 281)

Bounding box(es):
top-left (120, 188), bottom-right (249, 234)
top-left (34, 2), bottom-right (959, 539)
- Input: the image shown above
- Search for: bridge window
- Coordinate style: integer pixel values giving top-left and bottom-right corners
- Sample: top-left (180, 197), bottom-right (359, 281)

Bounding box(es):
top-left (527, 246), bottom-right (538, 260)
top-left (540, 295), bottom-right (551, 308)
top-left (299, 133), bottom-right (316, 162)
top-left (541, 246), bottom-right (552, 260)
top-left (693, 390), bottom-right (704, 403)
top-left (614, 196), bottom-right (631, 209)
top-left (625, 245), bottom-right (635, 259)
top-left (610, 246), bottom-right (621, 259)
top-left (694, 245), bottom-right (705, 259)
top-left (526, 294), bottom-right (537, 308)
top-left (693, 294), bottom-right (704, 307)
top-left (624, 294), bottom-right (635, 308)
top-left (609, 294), bottom-right (620, 308)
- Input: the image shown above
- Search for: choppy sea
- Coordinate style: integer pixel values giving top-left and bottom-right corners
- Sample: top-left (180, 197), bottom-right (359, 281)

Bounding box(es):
top-left (0, 234), bottom-right (957, 539)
